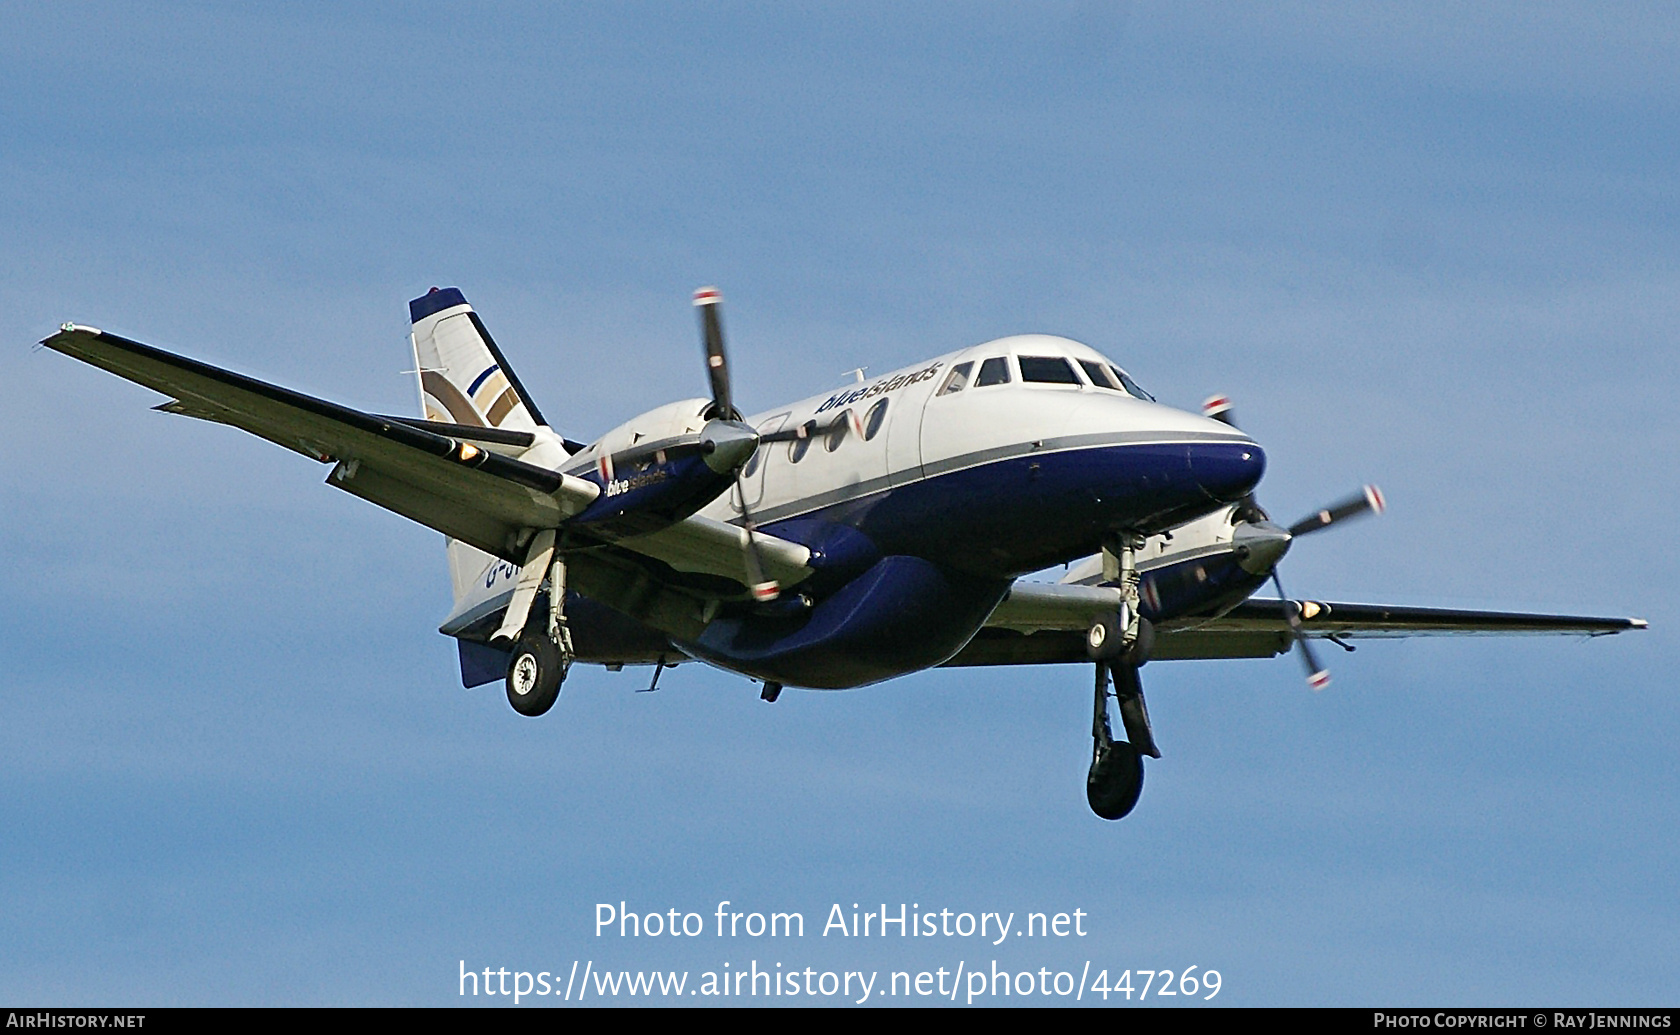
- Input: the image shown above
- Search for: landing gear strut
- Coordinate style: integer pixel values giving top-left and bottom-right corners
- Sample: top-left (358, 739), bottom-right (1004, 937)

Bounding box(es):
top-left (496, 530), bottom-right (573, 717)
top-left (1086, 531), bottom-right (1153, 665)
top-left (1086, 530), bottom-right (1160, 820)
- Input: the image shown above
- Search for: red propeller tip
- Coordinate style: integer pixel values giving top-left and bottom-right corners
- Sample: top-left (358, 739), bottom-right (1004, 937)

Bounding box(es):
top-left (693, 287), bottom-right (721, 306)
top-left (752, 581), bottom-right (780, 602)
top-left (1202, 395), bottom-right (1231, 416)
top-left (1308, 670), bottom-right (1331, 691)
top-left (1365, 484), bottom-right (1386, 515)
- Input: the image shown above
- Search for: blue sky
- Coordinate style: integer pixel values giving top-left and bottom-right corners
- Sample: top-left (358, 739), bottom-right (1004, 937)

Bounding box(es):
top-left (2, 1), bottom-right (1675, 1006)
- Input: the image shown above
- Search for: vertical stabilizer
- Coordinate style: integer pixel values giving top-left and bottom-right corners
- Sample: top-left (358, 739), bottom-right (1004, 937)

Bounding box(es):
top-left (409, 287), bottom-right (547, 432)
top-left (409, 287), bottom-right (545, 615)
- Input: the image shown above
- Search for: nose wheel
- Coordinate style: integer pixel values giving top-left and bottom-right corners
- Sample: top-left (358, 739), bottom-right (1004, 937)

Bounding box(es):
top-left (1087, 661), bottom-right (1158, 819)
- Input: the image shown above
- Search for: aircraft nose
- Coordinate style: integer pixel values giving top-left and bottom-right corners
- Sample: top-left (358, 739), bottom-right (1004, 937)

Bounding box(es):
top-left (1188, 440), bottom-right (1265, 503)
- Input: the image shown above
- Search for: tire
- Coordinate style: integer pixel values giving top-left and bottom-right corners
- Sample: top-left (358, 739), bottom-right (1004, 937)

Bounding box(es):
top-left (1123, 616), bottom-right (1155, 667)
top-left (1087, 739), bottom-right (1145, 820)
top-left (505, 630), bottom-right (564, 717)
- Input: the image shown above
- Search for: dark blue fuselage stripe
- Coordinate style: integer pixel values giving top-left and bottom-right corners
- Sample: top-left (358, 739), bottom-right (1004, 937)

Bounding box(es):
top-left (756, 439), bottom-right (1260, 578)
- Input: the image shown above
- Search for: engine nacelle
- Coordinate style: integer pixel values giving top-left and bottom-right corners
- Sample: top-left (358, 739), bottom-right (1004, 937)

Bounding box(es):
top-left (564, 399), bottom-right (755, 540)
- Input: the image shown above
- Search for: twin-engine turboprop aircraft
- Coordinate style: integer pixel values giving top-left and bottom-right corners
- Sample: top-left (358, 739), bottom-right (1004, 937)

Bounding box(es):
top-left (42, 288), bottom-right (1645, 820)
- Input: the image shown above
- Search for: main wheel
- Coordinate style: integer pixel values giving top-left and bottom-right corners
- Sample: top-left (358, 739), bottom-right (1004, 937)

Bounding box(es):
top-left (506, 630), bottom-right (564, 717)
top-left (1087, 612), bottom-right (1153, 665)
top-left (1087, 739), bottom-right (1145, 820)
top-left (1124, 616), bottom-right (1154, 667)
top-left (1086, 611), bottom-right (1126, 660)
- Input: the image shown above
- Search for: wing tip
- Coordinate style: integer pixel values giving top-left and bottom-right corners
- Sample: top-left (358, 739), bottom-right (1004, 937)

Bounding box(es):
top-left (41, 322), bottom-right (103, 347)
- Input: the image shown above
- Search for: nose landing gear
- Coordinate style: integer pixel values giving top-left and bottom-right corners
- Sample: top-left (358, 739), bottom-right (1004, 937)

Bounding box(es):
top-left (1085, 530), bottom-right (1160, 820)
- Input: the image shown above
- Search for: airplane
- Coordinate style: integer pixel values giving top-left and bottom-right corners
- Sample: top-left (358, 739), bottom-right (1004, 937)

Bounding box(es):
top-left (40, 286), bottom-right (1646, 820)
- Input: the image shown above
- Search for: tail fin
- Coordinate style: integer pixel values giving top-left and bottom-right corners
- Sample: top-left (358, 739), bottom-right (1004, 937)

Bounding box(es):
top-left (409, 287), bottom-right (547, 432)
top-left (410, 287), bottom-right (543, 617)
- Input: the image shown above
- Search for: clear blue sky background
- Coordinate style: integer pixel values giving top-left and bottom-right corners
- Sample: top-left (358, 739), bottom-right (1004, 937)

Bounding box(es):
top-left (2, 1), bottom-right (1675, 1006)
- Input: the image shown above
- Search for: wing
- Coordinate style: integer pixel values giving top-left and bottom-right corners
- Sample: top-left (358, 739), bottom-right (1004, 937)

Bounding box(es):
top-left (42, 326), bottom-right (812, 597)
top-left (45, 324), bottom-right (600, 561)
top-left (952, 580), bottom-right (1646, 667)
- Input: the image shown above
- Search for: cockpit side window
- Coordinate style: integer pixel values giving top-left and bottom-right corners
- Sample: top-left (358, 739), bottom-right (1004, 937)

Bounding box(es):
top-left (936, 361), bottom-right (973, 396)
top-left (1019, 356), bottom-right (1082, 385)
top-left (1109, 365), bottom-right (1155, 401)
top-left (1078, 359), bottom-right (1122, 390)
top-left (974, 356), bottom-right (1011, 387)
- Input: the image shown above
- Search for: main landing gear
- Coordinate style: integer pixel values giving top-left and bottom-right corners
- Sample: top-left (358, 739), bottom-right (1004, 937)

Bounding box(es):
top-left (492, 530), bottom-right (574, 718)
top-left (1084, 531), bottom-right (1160, 820)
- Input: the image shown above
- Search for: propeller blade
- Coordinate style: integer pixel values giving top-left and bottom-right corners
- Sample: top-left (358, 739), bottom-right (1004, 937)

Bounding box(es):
top-left (606, 436), bottom-right (706, 474)
top-left (759, 421), bottom-right (813, 444)
top-left (1297, 629), bottom-right (1331, 691)
top-left (759, 411), bottom-right (855, 445)
top-left (1272, 571), bottom-right (1331, 690)
top-left (1287, 484), bottom-right (1386, 538)
top-left (693, 286), bottom-right (733, 419)
top-left (1202, 395), bottom-right (1237, 427)
top-left (735, 474), bottom-right (779, 602)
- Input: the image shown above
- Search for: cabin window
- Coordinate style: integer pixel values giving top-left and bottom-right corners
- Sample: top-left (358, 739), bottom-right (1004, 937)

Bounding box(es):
top-left (1019, 356), bottom-right (1081, 385)
top-left (936, 362), bottom-right (973, 396)
top-left (863, 398), bottom-right (888, 440)
top-left (974, 356), bottom-right (1011, 387)
top-left (788, 420), bottom-right (818, 463)
top-left (825, 411), bottom-right (851, 452)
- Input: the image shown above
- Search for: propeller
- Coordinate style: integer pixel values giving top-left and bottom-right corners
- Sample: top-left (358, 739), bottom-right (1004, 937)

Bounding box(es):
top-left (693, 287), bottom-right (779, 603)
top-left (1202, 395), bottom-right (1386, 689)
